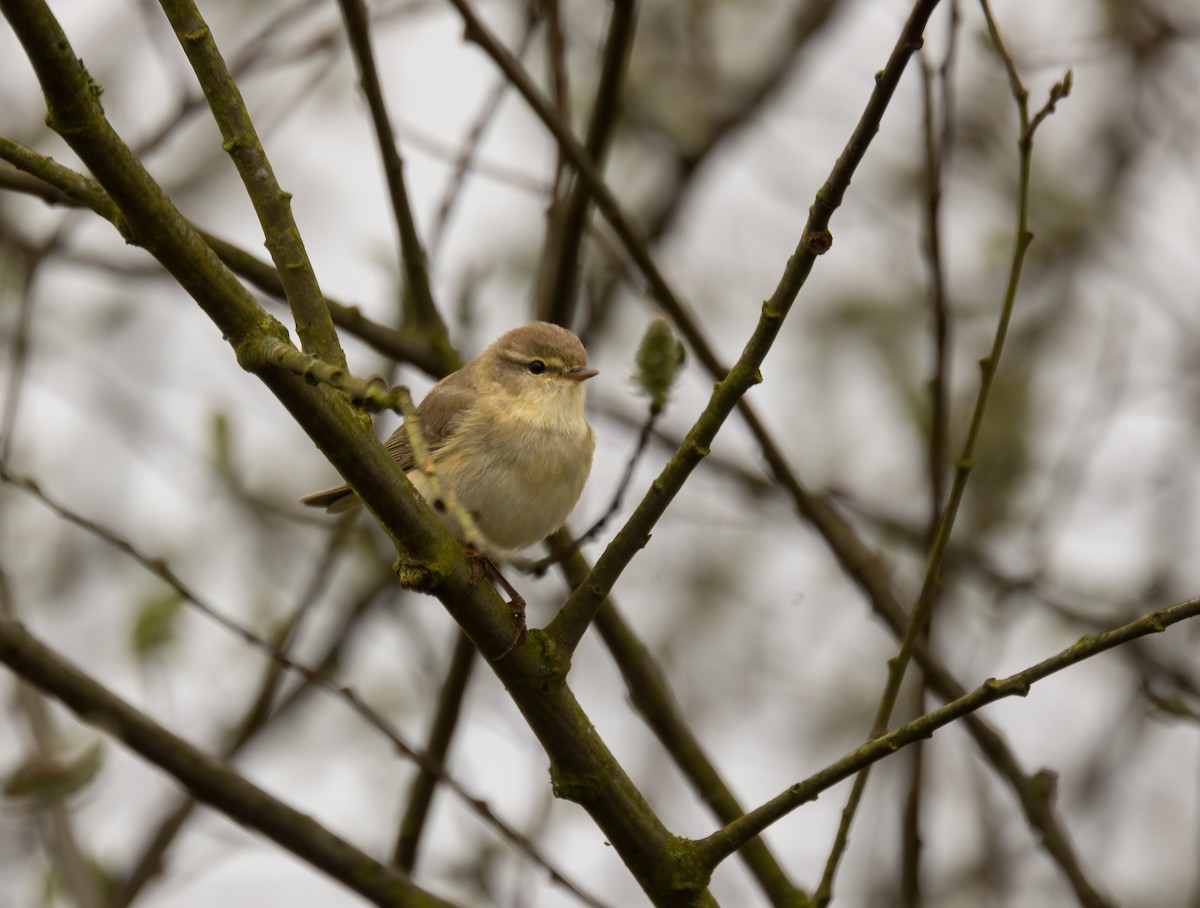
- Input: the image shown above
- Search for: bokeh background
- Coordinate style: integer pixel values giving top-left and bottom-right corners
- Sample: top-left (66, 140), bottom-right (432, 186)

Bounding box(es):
top-left (3, 0), bottom-right (1200, 905)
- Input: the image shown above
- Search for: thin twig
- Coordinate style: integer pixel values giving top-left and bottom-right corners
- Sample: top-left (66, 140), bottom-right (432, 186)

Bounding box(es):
top-left (814, 6), bottom-right (1074, 901)
top-left (262, 339), bottom-right (412, 414)
top-left (695, 593), bottom-right (1200, 874)
top-left (394, 630), bottom-right (477, 871)
top-left (545, 0), bottom-right (946, 657)
top-left (335, 0), bottom-right (447, 343)
top-left (0, 466), bottom-right (611, 908)
top-left (536, 0), bottom-right (636, 326)
top-left (113, 523), bottom-right (379, 906)
top-left (427, 2), bottom-right (539, 260)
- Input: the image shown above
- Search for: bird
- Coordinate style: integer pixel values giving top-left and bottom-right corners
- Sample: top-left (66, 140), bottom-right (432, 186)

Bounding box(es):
top-left (301, 322), bottom-right (597, 651)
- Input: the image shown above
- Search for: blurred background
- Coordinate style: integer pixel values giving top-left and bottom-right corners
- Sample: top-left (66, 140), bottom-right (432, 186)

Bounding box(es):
top-left (2, 0), bottom-right (1200, 905)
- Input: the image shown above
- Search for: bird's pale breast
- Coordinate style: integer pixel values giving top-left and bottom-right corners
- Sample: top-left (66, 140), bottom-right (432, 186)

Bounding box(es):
top-left (414, 393), bottom-right (595, 559)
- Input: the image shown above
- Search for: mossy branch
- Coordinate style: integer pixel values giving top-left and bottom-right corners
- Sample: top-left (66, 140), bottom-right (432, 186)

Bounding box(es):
top-left (550, 538), bottom-right (809, 908)
top-left (0, 4), bottom-right (707, 903)
top-left (259, 339), bottom-right (408, 413)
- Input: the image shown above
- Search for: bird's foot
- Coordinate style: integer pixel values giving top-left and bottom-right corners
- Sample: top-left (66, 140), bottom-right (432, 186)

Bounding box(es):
top-left (465, 549), bottom-right (527, 660)
top-left (493, 594), bottom-right (527, 661)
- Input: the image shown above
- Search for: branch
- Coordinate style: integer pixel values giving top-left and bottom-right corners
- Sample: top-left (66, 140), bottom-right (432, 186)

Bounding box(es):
top-left (155, 0), bottom-right (343, 364)
top-left (535, 0), bottom-right (635, 326)
top-left (814, 8), bottom-right (1073, 900)
top-left (546, 0), bottom-right (945, 655)
top-left (334, 0), bottom-right (448, 344)
top-left (394, 631), bottom-right (476, 872)
top-left (0, 7), bottom-right (717, 902)
top-left (549, 542), bottom-right (808, 908)
top-left (0, 465), bottom-right (608, 908)
top-left (0, 141), bottom-right (454, 376)
top-left (694, 595), bottom-right (1200, 874)
top-left (0, 616), bottom-right (460, 908)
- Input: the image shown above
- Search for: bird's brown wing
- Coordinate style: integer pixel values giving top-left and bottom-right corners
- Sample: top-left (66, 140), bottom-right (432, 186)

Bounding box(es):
top-left (382, 376), bottom-right (475, 472)
top-left (301, 372), bottom-right (475, 513)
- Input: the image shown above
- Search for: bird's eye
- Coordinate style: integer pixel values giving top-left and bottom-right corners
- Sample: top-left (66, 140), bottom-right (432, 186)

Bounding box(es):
top-left (528, 360), bottom-right (546, 375)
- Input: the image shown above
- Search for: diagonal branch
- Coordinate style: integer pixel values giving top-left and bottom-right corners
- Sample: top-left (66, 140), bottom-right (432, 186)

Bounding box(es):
top-left (155, 0), bottom-right (343, 365)
top-left (0, 142), bottom-right (453, 376)
top-left (0, 616), bottom-right (460, 908)
top-left (546, 0), bottom-right (945, 655)
top-left (693, 594), bottom-right (1200, 875)
top-left (814, 13), bottom-right (1073, 902)
top-left (335, 0), bottom-right (448, 344)
top-left (548, 539), bottom-right (808, 908)
top-left (535, 0), bottom-right (636, 327)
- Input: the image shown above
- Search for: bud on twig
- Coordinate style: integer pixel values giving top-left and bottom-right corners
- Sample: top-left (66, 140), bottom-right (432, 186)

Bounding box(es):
top-left (632, 318), bottom-right (685, 414)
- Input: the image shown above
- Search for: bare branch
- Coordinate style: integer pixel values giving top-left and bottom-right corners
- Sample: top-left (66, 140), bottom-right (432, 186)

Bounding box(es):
top-left (0, 616), bottom-right (461, 908)
top-left (155, 0), bottom-right (343, 364)
top-left (696, 594), bottom-right (1200, 881)
top-left (547, 0), bottom-right (947, 655)
top-left (335, 0), bottom-right (448, 343)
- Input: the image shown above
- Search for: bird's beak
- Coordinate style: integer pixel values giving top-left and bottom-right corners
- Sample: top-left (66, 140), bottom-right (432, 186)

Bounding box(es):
top-left (564, 367), bottom-right (599, 382)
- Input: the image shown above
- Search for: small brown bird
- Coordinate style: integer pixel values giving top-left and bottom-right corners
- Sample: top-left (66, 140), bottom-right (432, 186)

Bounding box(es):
top-left (301, 322), bottom-right (598, 563)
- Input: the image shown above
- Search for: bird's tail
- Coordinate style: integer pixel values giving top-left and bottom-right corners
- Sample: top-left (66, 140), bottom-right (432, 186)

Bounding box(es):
top-left (298, 485), bottom-right (361, 514)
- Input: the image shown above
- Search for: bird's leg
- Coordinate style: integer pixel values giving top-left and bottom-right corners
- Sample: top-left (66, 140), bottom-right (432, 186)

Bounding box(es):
top-left (464, 549), bottom-right (527, 659)
top-left (464, 548), bottom-right (489, 586)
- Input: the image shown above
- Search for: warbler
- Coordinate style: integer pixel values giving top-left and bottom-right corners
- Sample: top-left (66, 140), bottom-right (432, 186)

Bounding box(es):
top-left (300, 321), bottom-right (598, 562)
